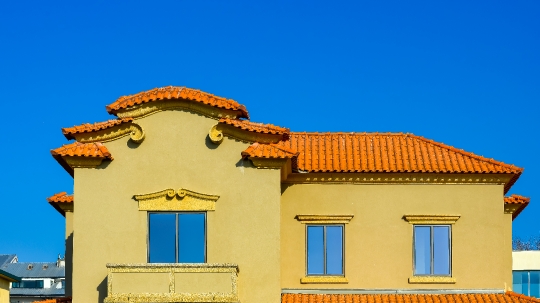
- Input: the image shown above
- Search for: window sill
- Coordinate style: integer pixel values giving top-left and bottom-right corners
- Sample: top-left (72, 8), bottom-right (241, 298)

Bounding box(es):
top-left (408, 276), bottom-right (456, 284)
top-left (300, 276), bottom-right (349, 284)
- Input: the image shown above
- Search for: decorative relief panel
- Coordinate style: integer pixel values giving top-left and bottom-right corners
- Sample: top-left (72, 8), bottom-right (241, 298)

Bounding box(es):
top-left (105, 263), bottom-right (239, 303)
top-left (134, 188), bottom-right (219, 211)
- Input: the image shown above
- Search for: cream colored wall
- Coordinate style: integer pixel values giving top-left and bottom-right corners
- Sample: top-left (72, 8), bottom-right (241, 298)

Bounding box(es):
top-left (72, 110), bottom-right (281, 303)
top-left (281, 183), bottom-right (512, 290)
top-left (0, 278), bottom-right (9, 303)
top-left (513, 251), bottom-right (540, 270)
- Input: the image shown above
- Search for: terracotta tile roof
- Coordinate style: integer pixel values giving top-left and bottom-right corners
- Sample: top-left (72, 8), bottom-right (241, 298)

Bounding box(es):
top-left (219, 118), bottom-right (290, 140)
top-left (106, 86), bottom-right (249, 119)
top-left (62, 118), bottom-right (133, 140)
top-left (505, 194), bottom-right (530, 219)
top-left (505, 194), bottom-right (530, 205)
top-left (51, 142), bottom-right (113, 177)
top-left (278, 132), bottom-right (522, 173)
top-left (241, 143), bottom-right (298, 159)
top-left (47, 192), bottom-right (73, 216)
top-left (51, 142), bottom-right (112, 159)
top-left (47, 192), bottom-right (73, 203)
top-left (282, 292), bottom-right (540, 303)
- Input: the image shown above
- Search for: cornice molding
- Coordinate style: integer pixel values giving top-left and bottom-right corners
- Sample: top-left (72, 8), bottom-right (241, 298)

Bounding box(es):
top-left (249, 158), bottom-right (288, 169)
top-left (504, 204), bottom-right (522, 216)
top-left (283, 172), bottom-right (513, 185)
top-left (73, 122), bottom-right (145, 144)
top-left (295, 215), bottom-right (354, 224)
top-left (63, 156), bottom-right (106, 168)
top-left (114, 99), bottom-right (241, 120)
top-left (403, 215), bottom-right (460, 224)
top-left (208, 123), bottom-right (285, 144)
top-left (133, 188), bottom-right (219, 211)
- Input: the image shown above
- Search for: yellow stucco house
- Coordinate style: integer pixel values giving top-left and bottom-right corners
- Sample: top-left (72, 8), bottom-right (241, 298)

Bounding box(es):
top-left (47, 86), bottom-right (533, 303)
top-left (0, 269), bottom-right (19, 303)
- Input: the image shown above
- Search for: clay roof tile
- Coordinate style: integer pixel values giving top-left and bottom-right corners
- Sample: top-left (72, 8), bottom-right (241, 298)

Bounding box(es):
top-left (219, 118), bottom-right (290, 140)
top-left (62, 118), bottom-right (133, 140)
top-left (281, 293), bottom-right (540, 303)
top-left (106, 86), bottom-right (249, 119)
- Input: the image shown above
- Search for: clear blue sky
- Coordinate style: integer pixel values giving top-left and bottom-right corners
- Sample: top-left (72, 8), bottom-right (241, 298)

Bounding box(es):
top-left (0, 1), bottom-right (538, 262)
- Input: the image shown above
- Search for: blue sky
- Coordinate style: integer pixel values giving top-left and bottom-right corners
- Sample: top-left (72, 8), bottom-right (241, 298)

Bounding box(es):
top-left (0, 1), bottom-right (538, 262)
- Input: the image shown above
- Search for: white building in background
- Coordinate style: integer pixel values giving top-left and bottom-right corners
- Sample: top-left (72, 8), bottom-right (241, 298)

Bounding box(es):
top-left (513, 251), bottom-right (540, 298)
top-left (0, 255), bottom-right (65, 303)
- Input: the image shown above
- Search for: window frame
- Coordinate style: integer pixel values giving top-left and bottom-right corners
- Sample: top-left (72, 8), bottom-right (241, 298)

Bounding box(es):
top-left (147, 211), bottom-right (207, 263)
top-left (305, 224), bottom-right (345, 276)
top-left (412, 224), bottom-right (452, 276)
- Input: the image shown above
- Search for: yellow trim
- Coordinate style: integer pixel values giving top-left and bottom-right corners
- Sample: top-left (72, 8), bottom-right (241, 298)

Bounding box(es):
top-left (295, 215), bottom-right (354, 224)
top-left (134, 188), bottom-right (219, 211)
top-left (64, 156), bottom-right (105, 168)
top-left (300, 276), bottom-right (349, 284)
top-left (403, 215), bottom-right (460, 224)
top-left (408, 276), bottom-right (456, 284)
top-left (73, 122), bottom-right (145, 144)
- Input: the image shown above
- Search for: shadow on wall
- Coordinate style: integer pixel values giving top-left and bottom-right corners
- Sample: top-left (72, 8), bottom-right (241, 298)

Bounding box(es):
top-left (97, 276), bottom-right (107, 303)
top-left (65, 232), bottom-right (73, 296)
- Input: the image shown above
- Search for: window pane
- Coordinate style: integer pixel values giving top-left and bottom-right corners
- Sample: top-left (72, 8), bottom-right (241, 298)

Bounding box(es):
top-left (178, 213), bottom-right (205, 263)
top-left (414, 226), bottom-right (431, 275)
top-left (326, 226), bottom-right (343, 275)
top-left (513, 271), bottom-right (524, 294)
top-left (522, 271), bottom-right (530, 295)
top-left (433, 226), bottom-right (450, 275)
top-left (531, 271), bottom-right (540, 298)
top-left (307, 226), bottom-right (324, 275)
top-left (149, 213), bottom-right (176, 263)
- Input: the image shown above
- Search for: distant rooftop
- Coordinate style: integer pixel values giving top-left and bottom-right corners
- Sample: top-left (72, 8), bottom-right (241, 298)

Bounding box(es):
top-left (2, 262), bottom-right (65, 278)
top-left (0, 254), bottom-right (17, 266)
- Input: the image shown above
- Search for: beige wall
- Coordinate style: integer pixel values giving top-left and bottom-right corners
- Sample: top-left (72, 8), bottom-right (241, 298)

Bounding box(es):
top-left (72, 110), bottom-right (281, 303)
top-left (0, 278), bottom-right (9, 303)
top-left (281, 183), bottom-right (512, 290)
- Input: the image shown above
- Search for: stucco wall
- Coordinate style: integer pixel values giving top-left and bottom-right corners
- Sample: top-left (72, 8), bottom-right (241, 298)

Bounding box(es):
top-left (72, 110), bottom-right (281, 303)
top-left (0, 278), bottom-right (9, 303)
top-left (281, 183), bottom-right (512, 290)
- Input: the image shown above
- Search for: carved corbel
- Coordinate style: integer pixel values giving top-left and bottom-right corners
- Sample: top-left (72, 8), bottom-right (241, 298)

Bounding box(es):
top-left (128, 123), bottom-right (145, 143)
top-left (209, 124), bottom-right (224, 144)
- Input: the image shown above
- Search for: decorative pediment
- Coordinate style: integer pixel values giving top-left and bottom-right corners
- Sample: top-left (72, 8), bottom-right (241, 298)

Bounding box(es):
top-left (133, 188), bottom-right (219, 211)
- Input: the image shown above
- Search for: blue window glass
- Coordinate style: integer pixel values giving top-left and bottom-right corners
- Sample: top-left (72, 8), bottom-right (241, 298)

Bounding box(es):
top-left (307, 225), bottom-right (344, 275)
top-left (530, 271), bottom-right (540, 298)
top-left (414, 225), bottom-right (451, 275)
top-left (149, 213), bottom-right (176, 263)
top-left (149, 213), bottom-right (206, 263)
top-left (513, 271), bottom-right (540, 298)
top-left (307, 226), bottom-right (324, 275)
top-left (178, 214), bottom-right (205, 263)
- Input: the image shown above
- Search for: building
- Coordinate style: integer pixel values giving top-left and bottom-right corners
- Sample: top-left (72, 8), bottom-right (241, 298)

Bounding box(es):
top-left (0, 255), bottom-right (65, 303)
top-left (513, 249), bottom-right (540, 298)
top-left (0, 268), bottom-right (19, 303)
top-left (48, 86), bottom-right (532, 303)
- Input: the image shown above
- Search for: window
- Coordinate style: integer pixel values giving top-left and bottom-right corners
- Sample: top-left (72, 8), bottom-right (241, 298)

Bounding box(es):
top-left (148, 212), bottom-right (206, 263)
top-left (11, 280), bottom-right (44, 288)
top-left (306, 225), bottom-right (344, 275)
top-left (413, 225), bottom-right (451, 276)
top-left (513, 271), bottom-right (540, 298)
